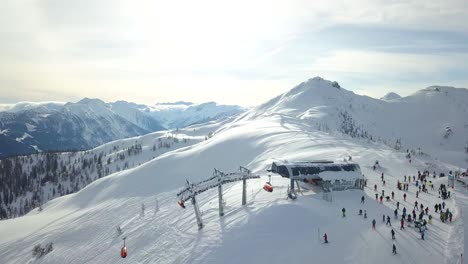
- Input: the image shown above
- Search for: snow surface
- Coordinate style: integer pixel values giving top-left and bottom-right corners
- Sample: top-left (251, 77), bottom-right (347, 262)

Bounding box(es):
top-left (381, 92), bottom-right (402, 101)
top-left (0, 77), bottom-right (466, 264)
top-left (0, 115), bottom-right (464, 264)
top-left (15, 132), bottom-right (32, 143)
top-left (0, 101), bottom-right (65, 112)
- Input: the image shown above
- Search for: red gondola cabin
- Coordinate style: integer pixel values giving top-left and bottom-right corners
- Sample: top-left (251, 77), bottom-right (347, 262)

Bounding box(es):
top-left (263, 182), bottom-right (273, 192)
top-left (121, 246), bottom-right (127, 258)
top-left (178, 200), bottom-right (186, 208)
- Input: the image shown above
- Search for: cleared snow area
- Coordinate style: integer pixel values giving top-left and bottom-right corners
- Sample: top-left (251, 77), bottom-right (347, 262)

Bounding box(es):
top-left (0, 115), bottom-right (464, 264)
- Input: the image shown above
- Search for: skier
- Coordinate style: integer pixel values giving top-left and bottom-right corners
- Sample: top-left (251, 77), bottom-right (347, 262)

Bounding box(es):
top-left (380, 195), bottom-right (383, 204)
top-left (381, 172), bottom-right (384, 181)
top-left (428, 214), bottom-right (432, 224)
top-left (414, 201), bottom-right (418, 210)
top-left (442, 201), bottom-right (446, 209)
top-left (404, 193), bottom-right (407, 201)
top-left (394, 209), bottom-right (398, 219)
top-left (391, 229), bottom-right (395, 240)
top-left (359, 209), bottom-right (363, 215)
top-left (421, 228), bottom-right (425, 240)
top-left (375, 193), bottom-right (378, 200)
top-left (383, 214), bottom-right (386, 222)
top-left (416, 190), bottom-right (419, 198)
top-left (391, 191), bottom-right (394, 199)
top-left (386, 215), bottom-right (391, 226)
top-left (397, 201), bottom-right (400, 209)
top-left (400, 218), bottom-right (405, 230)
top-left (361, 196), bottom-right (365, 204)
top-left (392, 244), bottom-right (397, 254)
top-left (425, 207), bottom-right (429, 215)
top-left (323, 233), bottom-right (328, 243)
top-left (364, 210), bottom-right (367, 219)
top-left (382, 190), bottom-right (385, 197)
top-left (402, 207), bottom-right (407, 217)
top-left (342, 208), bottom-right (346, 217)
top-left (374, 184), bottom-right (377, 191)
top-left (383, 180), bottom-right (386, 186)
top-left (372, 219), bottom-right (376, 229)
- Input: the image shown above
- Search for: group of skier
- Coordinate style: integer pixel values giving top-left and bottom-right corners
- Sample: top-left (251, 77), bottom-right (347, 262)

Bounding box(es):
top-left (324, 167), bottom-right (457, 257)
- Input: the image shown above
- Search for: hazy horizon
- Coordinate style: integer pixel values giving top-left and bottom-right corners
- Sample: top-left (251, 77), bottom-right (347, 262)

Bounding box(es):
top-left (1, 0), bottom-right (467, 106)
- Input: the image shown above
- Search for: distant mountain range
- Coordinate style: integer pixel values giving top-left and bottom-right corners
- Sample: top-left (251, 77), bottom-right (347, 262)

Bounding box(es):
top-left (0, 99), bottom-right (245, 157)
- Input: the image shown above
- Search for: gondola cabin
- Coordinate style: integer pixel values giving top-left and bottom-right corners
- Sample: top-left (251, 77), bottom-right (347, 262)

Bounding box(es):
top-left (263, 182), bottom-right (273, 192)
top-left (121, 247), bottom-right (127, 258)
top-left (270, 160), bottom-right (364, 191)
top-left (178, 200), bottom-right (186, 209)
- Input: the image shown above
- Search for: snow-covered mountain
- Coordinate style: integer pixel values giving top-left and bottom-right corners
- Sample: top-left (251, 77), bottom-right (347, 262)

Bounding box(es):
top-left (380, 92), bottom-right (402, 101)
top-left (0, 77), bottom-right (467, 264)
top-left (0, 99), bottom-right (244, 158)
top-left (0, 101), bottom-right (65, 113)
top-left (133, 101), bottom-right (246, 129)
top-left (242, 77), bottom-right (468, 167)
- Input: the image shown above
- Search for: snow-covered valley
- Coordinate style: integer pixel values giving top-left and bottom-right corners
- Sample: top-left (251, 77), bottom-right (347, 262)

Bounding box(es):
top-left (0, 78), bottom-right (467, 264)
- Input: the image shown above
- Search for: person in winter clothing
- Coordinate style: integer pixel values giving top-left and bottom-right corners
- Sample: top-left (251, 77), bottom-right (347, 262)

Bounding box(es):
top-left (416, 190), bottom-right (419, 198)
top-left (393, 244), bottom-right (397, 254)
top-left (364, 210), bottom-right (368, 219)
top-left (425, 207), bottom-right (429, 215)
top-left (400, 218), bottom-right (405, 230)
top-left (421, 228), bottom-right (425, 240)
top-left (359, 209), bottom-right (363, 215)
top-left (342, 208), bottom-right (346, 217)
top-left (428, 214), bottom-right (433, 224)
top-left (361, 196), bottom-right (365, 203)
top-left (372, 219), bottom-right (376, 229)
top-left (391, 229), bottom-right (395, 240)
top-left (404, 193), bottom-right (407, 201)
top-left (391, 191), bottom-right (395, 199)
top-left (374, 184), bottom-right (377, 191)
top-left (323, 233), bottom-right (328, 243)
top-left (383, 214), bottom-right (386, 222)
top-left (449, 212), bottom-right (453, 222)
top-left (380, 196), bottom-right (383, 204)
top-left (394, 209), bottom-right (398, 219)
top-left (386, 216), bottom-right (392, 226)
top-left (442, 201), bottom-right (446, 209)
top-left (397, 201), bottom-right (400, 209)
top-left (375, 193), bottom-right (378, 200)
top-left (414, 201), bottom-right (418, 210)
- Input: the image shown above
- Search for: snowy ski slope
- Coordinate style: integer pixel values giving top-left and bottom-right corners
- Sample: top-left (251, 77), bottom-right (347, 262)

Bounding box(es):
top-left (0, 78), bottom-right (467, 263)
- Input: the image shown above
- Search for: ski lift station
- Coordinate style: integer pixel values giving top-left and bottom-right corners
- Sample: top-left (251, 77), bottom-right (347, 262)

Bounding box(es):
top-left (270, 160), bottom-right (365, 191)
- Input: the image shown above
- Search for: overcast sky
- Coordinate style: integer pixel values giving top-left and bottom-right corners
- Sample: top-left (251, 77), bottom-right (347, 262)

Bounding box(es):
top-left (1, 0), bottom-right (467, 106)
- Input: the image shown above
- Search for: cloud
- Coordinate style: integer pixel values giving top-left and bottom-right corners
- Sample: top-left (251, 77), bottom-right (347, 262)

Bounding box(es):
top-left (0, 0), bottom-right (467, 106)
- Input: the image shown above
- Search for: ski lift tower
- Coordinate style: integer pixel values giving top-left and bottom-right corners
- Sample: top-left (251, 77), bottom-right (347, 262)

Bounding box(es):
top-left (177, 166), bottom-right (260, 229)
